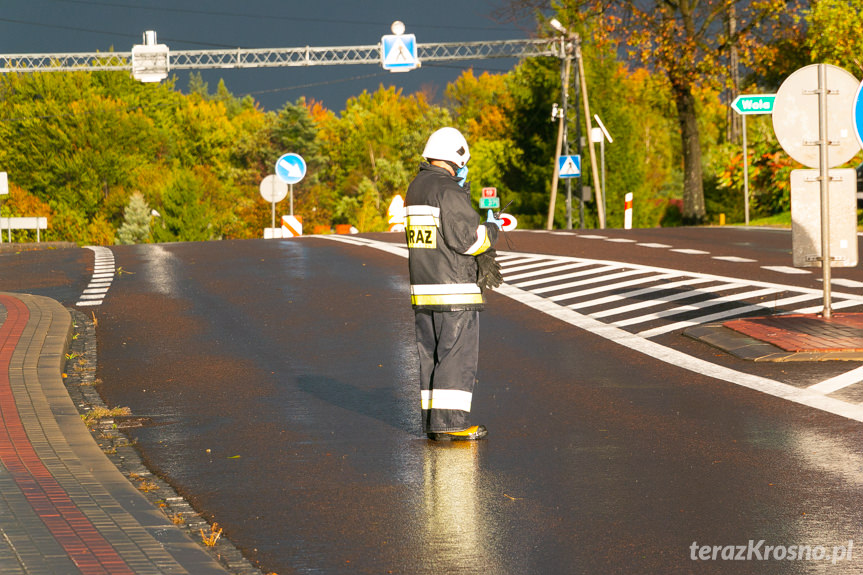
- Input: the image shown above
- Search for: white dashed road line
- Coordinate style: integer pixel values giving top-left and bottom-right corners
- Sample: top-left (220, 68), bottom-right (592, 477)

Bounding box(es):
top-left (761, 265), bottom-right (811, 275)
top-left (76, 246), bottom-right (115, 307)
top-left (636, 243), bottom-right (672, 248)
top-left (713, 256), bottom-right (757, 263)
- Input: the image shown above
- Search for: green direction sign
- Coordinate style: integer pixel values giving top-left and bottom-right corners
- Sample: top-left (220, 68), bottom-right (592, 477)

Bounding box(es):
top-left (480, 197), bottom-right (500, 209)
top-left (731, 94), bottom-right (776, 115)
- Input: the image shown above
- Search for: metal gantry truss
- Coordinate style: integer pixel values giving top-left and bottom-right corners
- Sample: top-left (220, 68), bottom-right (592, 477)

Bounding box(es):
top-left (0, 38), bottom-right (558, 74)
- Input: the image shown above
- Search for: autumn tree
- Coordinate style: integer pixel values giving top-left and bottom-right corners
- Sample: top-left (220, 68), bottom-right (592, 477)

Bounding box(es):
top-left (510, 0), bottom-right (795, 224)
top-left (315, 86), bottom-right (450, 230)
top-left (804, 0), bottom-right (863, 76)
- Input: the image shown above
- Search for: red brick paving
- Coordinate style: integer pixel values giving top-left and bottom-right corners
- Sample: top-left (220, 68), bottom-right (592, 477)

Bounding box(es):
top-left (0, 294), bottom-right (134, 575)
top-left (724, 313), bottom-right (863, 353)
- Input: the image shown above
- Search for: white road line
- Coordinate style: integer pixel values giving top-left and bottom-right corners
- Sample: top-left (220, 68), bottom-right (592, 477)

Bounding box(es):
top-left (762, 265), bottom-right (810, 275)
top-left (791, 299), bottom-right (863, 314)
top-left (503, 260), bottom-right (590, 277)
top-left (589, 281), bottom-right (751, 319)
top-left (713, 256), bottom-right (757, 263)
top-left (820, 278), bottom-right (863, 289)
top-left (547, 270), bottom-right (652, 302)
top-left (808, 366), bottom-right (863, 394)
top-left (637, 293), bottom-right (821, 338)
top-left (605, 238), bottom-right (637, 243)
top-left (554, 273), bottom-right (680, 307)
top-left (76, 246), bottom-right (115, 307)
top-left (530, 266), bottom-right (638, 294)
top-left (577, 235), bottom-right (606, 239)
top-left (567, 276), bottom-right (713, 311)
top-left (508, 264), bottom-right (613, 289)
top-left (495, 253), bottom-right (527, 262)
top-left (613, 286), bottom-right (778, 328)
top-left (636, 243), bottom-right (672, 248)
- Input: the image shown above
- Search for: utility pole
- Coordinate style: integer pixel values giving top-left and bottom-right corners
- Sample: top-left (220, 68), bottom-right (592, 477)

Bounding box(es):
top-left (548, 20), bottom-right (604, 230)
top-left (546, 28), bottom-right (571, 230)
top-left (574, 34), bottom-right (605, 229)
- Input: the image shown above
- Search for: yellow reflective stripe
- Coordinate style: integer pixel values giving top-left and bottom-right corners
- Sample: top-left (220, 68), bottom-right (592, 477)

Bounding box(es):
top-left (411, 284), bottom-right (482, 305)
top-left (412, 293), bottom-right (484, 306)
top-left (421, 389), bottom-right (473, 412)
top-left (464, 225), bottom-right (492, 256)
top-left (412, 283), bottom-right (481, 295)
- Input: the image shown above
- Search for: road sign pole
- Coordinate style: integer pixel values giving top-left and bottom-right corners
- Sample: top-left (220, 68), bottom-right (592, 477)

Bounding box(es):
top-left (290, 184), bottom-right (294, 216)
top-left (742, 114), bottom-right (749, 226)
top-left (730, 94), bottom-right (776, 226)
top-left (271, 178), bottom-right (277, 230)
top-left (817, 64), bottom-right (832, 318)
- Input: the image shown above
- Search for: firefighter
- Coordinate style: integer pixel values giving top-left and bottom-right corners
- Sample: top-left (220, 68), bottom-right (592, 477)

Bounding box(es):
top-left (405, 127), bottom-right (503, 441)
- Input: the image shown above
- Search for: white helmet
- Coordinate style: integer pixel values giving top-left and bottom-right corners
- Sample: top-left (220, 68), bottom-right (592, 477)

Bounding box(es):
top-left (422, 127), bottom-right (470, 168)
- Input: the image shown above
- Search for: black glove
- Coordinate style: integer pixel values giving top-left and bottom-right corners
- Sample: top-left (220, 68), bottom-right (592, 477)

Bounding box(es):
top-left (476, 249), bottom-right (503, 291)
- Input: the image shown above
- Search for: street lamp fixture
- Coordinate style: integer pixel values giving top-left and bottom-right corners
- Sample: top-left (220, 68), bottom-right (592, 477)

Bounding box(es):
top-left (549, 18), bottom-right (567, 34)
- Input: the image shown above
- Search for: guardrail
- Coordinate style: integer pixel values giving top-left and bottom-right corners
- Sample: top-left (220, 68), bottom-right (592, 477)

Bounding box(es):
top-left (0, 217), bottom-right (48, 243)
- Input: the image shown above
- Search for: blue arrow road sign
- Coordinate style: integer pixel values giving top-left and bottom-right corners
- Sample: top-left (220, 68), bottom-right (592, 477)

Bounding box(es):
top-left (275, 153), bottom-right (306, 185)
top-left (558, 155), bottom-right (581, 178)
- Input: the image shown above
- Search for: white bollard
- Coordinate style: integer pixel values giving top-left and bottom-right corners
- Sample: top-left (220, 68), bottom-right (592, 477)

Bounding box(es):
top-left (624, 193), bottom-right (633, 229)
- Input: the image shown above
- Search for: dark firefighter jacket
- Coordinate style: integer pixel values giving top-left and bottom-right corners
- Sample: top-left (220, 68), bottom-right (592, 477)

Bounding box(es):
top-left (405, 162), bottom-right (498, 311)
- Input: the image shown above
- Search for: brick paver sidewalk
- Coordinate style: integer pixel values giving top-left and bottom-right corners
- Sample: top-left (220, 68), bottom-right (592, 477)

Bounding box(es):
top-left (724, 313), bottom-right (863, 353)
top-left (0, 292), bottom-right (231, 574)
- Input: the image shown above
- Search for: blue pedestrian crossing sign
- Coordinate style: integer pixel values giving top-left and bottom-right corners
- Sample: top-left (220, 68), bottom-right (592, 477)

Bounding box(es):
top-left (275, 153), bottom-right (306, 185)
top-left (381, 34), bottom-right (418, 72)
top-left (558, 155), bottom-right (581, 178)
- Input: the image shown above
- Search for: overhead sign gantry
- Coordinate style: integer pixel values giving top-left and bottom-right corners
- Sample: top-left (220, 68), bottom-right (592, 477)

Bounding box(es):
top-left (0, 26), bottom-right (556, 81)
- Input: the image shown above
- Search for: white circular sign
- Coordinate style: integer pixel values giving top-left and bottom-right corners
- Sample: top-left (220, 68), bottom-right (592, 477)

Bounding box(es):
top-left (772, 64), bottom-right (861, 168)
top-left (500, 213), bottom-right (518, 231)
top-left (259, 175), bottom-right (289, 203)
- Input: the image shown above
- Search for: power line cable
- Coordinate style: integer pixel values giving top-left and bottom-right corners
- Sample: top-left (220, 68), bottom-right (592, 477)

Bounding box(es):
top-left (40, 0), bottom-right (524, 33)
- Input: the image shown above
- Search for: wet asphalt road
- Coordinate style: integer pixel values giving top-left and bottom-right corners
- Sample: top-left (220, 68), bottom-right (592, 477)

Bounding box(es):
top-left (3, 229), bottom-right (863, 574)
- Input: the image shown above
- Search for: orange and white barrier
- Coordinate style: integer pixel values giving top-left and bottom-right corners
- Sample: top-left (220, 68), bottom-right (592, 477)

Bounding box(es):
top-left (282, 215), bottom-right (303, 237)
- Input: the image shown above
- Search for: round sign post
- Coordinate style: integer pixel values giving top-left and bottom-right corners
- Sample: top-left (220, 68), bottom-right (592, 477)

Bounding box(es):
top-left (772, 64), bottom-right (862, 318)
top-left (260, 175), bottom-right (289, 232)
top-left (275, 153), bottom-right (307, 216)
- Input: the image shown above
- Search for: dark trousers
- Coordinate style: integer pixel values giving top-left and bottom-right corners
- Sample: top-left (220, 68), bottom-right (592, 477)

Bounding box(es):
top-left (414, 309), bottom-right (480, 433)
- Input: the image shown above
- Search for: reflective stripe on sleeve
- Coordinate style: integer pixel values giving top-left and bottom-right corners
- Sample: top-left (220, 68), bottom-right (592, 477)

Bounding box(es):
top-left (421, 389), bottom-right (473, 412)
top-left (463, 224), bottom-right (492, 256)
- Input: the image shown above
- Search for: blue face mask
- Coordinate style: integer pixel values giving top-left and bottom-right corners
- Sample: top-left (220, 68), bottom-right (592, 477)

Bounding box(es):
top-left (456, 165), bottom-right (469, 186)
